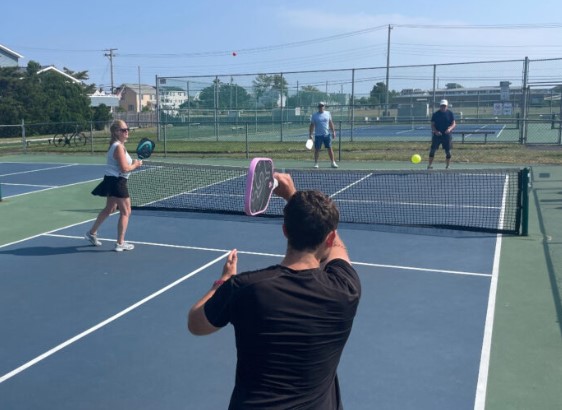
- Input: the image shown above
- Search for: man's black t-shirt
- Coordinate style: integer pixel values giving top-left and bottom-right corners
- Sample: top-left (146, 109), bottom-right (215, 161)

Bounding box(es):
top-left (204, 259), bottom-right (361, 410)
top-left (431, 109), bottom-right (455, 134)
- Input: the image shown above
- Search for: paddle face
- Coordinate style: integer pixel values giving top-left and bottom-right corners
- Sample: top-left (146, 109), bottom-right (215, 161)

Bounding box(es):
top-left (244, 158), bottom-right (277, 216)
top-left (136, 138), bottom-right (156, 159)
top-left (306, 139), bottom-right (314, 150)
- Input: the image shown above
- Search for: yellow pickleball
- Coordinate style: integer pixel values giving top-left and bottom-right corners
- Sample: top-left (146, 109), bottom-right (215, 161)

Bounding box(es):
top-left (411, 154), bottom-right (422, 164)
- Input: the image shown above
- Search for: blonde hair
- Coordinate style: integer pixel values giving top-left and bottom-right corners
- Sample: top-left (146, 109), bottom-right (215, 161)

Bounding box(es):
top-left (109, 120), bottom-right (127, 145)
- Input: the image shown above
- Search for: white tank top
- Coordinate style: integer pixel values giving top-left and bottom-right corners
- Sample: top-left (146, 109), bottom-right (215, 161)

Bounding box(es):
top-left (105, 142), bottom-right (132, 178)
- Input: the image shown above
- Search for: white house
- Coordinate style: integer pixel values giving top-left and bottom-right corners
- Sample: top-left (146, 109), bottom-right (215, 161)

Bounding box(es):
top-left (0, 44), bottom-right (23, 67)
top-left (159, 86), bottom-right (189, 112)
top-left (90, 89), bottom-right (120, 108)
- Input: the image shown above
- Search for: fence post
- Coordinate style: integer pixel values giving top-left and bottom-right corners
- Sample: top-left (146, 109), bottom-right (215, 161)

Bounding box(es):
top-left (519, 57), bottom-right (529, 144)
top-left (90, 121), bottom-right (94, 154)
top-left (338, 121), bottom-right (342, 162)
top-left (245, 122), bottom-right (249, 159)
top-left (163, 121), bottom-right (167, 157)
top-left (21, 119), bottom-right (27, 154)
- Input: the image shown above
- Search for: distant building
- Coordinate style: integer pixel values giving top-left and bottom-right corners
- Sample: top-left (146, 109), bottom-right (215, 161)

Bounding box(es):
top-left (89, 89), bottom-right (120, 108)
top-left (159, 86), bottom-right (188, 112)
top-left (393, 83), bottom-right (555, 110)
top-left (0, 43), bottom-right (23, 67)
top-left (116, 83), bottom-right (157, 112)
top-left (37, 65), bottom-right (82, 84)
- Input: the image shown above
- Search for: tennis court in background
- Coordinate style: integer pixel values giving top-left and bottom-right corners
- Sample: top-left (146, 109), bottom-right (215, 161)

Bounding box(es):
top-left (160, 121), bottom-right (511, 144)
top-left (0, 158), bottom-right (560, 409)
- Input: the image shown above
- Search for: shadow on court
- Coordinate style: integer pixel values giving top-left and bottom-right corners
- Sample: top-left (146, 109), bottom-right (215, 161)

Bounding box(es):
top-left (0, 245), bottom-right (101, 256)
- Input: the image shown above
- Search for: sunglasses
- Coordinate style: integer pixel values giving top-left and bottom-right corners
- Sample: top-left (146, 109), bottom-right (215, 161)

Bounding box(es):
top-left (119, 128), bottom-right (130, 132)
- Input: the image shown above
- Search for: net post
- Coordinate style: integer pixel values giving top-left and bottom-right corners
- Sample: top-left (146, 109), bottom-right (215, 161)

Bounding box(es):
top-left (520, 167), bottom-right (530, 236)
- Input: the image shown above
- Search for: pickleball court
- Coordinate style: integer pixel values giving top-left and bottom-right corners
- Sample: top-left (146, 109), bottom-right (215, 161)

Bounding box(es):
top-left (0, 160), bottom-right (524, 409)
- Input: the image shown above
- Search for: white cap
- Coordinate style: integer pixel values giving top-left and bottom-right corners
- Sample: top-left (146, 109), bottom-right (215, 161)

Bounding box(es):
top-left (318, 101), bottom-right (326, 106)
top-left (440, 99), bottom-right (448, 106)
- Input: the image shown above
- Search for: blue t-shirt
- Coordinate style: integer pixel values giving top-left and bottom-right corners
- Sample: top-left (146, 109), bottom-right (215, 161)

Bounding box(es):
top-left (310, 111), bottom-right (332, 136)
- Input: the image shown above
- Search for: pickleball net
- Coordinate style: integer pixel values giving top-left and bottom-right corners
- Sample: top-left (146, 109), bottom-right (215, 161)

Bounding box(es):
top-left (129, 162), bottom-right (529, 235)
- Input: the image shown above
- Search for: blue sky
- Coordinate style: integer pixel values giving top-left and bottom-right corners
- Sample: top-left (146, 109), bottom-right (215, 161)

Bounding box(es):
top-left (3, 0), bottom-right (562, 92)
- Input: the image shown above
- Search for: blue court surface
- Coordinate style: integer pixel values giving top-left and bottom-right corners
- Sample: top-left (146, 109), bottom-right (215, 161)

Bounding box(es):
top-left (296, 123), bottom-right (505, 142)
top-left (0, 163), bottom-right (502, 409)
top-left (0, 162), bottom-right (103, 198)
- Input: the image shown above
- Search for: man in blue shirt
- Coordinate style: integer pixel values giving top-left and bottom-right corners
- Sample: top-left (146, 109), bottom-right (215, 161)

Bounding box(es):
top-left (309, 102), bottom-right (338, 168)
top-left (428, 99), bottom-right (456, 169)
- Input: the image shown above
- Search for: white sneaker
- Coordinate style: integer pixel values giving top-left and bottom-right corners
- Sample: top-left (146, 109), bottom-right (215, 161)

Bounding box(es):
top-left (313, 163), bottom-right (319, 168)
top-left (85, 231), bottom-right (102, 246)
top-left (115, 242), bottom-right (134, 252)
top-left (331, 162), bottom-right (338, 168)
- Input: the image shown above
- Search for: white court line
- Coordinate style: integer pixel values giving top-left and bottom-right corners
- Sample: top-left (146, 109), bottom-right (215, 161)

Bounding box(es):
top-left (352, 261), bottom-right (491, 278)
top-left (0, 219), bottom-right (100, 249)
top-left (46, 233), bottom-right (285, 258)
top-left (0, 163), bottom-right (79, 177)
top-left (47, 233), bottom-right (492, 278)
top-left (329, 173), bottom-right (373, 199)
top-left (1, 178), bottom-right (102, 199)
top-left (0, 251), bottom-right (231, 384)
top-left (138, 170), bottom-right (246, 207)
top-left (473, 175), bottom-right (510, 409)
top-left (1, 228), bottom-right (494, 385)
top-left (2, 183), bottom-right (53, 188)
top-left (474, 234), bottom-right (502, 409)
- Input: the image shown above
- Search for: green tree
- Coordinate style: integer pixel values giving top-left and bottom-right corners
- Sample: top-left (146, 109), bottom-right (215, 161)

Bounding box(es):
top-left (271, 74), bottom-right (288, 95)
top-left (252, 74), bottom-right (273, 99)
top-left (0, 61), bottom-right (95, 136)
top-left (252, 74), bottom-right (289, 109)
top-left (197, 80), bottom-right (251, 110)
top-left (369, 82), bottom-right (388, 105)
top-left (446, 83), bottom-right (463, 89)
top-left (287, 85), bottom-right (326, 108)
top-left (91, 104), bottom-right (112, 130)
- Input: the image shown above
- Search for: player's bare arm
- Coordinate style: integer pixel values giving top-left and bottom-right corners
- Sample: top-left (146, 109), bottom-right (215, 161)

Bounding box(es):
top-left (188, 249), bottom-right (238, 335)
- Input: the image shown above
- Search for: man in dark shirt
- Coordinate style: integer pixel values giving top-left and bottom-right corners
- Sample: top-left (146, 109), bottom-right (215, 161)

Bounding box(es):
top-left (428, 99), bottom-right (456, 169)
top-left (188, 172), bottom-right (361, 409)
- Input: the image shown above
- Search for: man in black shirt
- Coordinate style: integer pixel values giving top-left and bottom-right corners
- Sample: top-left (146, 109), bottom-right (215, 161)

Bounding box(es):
top-left (188, 172), bottom-right (361, 409)
top-left (428, 99), bottom-right (456, 169)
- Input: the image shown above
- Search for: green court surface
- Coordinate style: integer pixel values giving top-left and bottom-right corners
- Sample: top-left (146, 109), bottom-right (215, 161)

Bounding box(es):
top-left (1, 154), bottom-right (561, 409)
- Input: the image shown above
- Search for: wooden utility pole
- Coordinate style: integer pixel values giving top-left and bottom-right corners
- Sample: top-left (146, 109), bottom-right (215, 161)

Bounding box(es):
top-left (104, 48), bottom-right (118, 93)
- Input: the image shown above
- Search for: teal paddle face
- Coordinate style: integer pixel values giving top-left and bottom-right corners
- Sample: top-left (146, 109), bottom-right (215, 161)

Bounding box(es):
top-left (136, 138), bottom-right (155, 159)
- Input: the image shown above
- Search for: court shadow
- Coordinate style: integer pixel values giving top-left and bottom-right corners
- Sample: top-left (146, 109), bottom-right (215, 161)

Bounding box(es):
top-left (532, 187), bottom-right (562, 336)
top-left (62, 208), bottom-right (104, 214)
top-left (132, 209), bottom-right (502, 238)
top-left (337, 221), bottom-right (500, 239)
top-left (133, 208), bottom-right (283, 226)
top-left (0, 245), bottom-right (104, 257)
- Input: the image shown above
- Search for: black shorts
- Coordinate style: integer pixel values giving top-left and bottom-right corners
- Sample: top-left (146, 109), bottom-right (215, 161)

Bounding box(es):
top-left (91, 176), bottom-right (129, 198)
top-left (429, 134), bottom-right (452, 156)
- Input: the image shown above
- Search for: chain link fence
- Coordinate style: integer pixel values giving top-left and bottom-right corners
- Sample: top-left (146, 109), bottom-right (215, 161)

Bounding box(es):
top-left (2, 57), bottom-right (561, 156)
